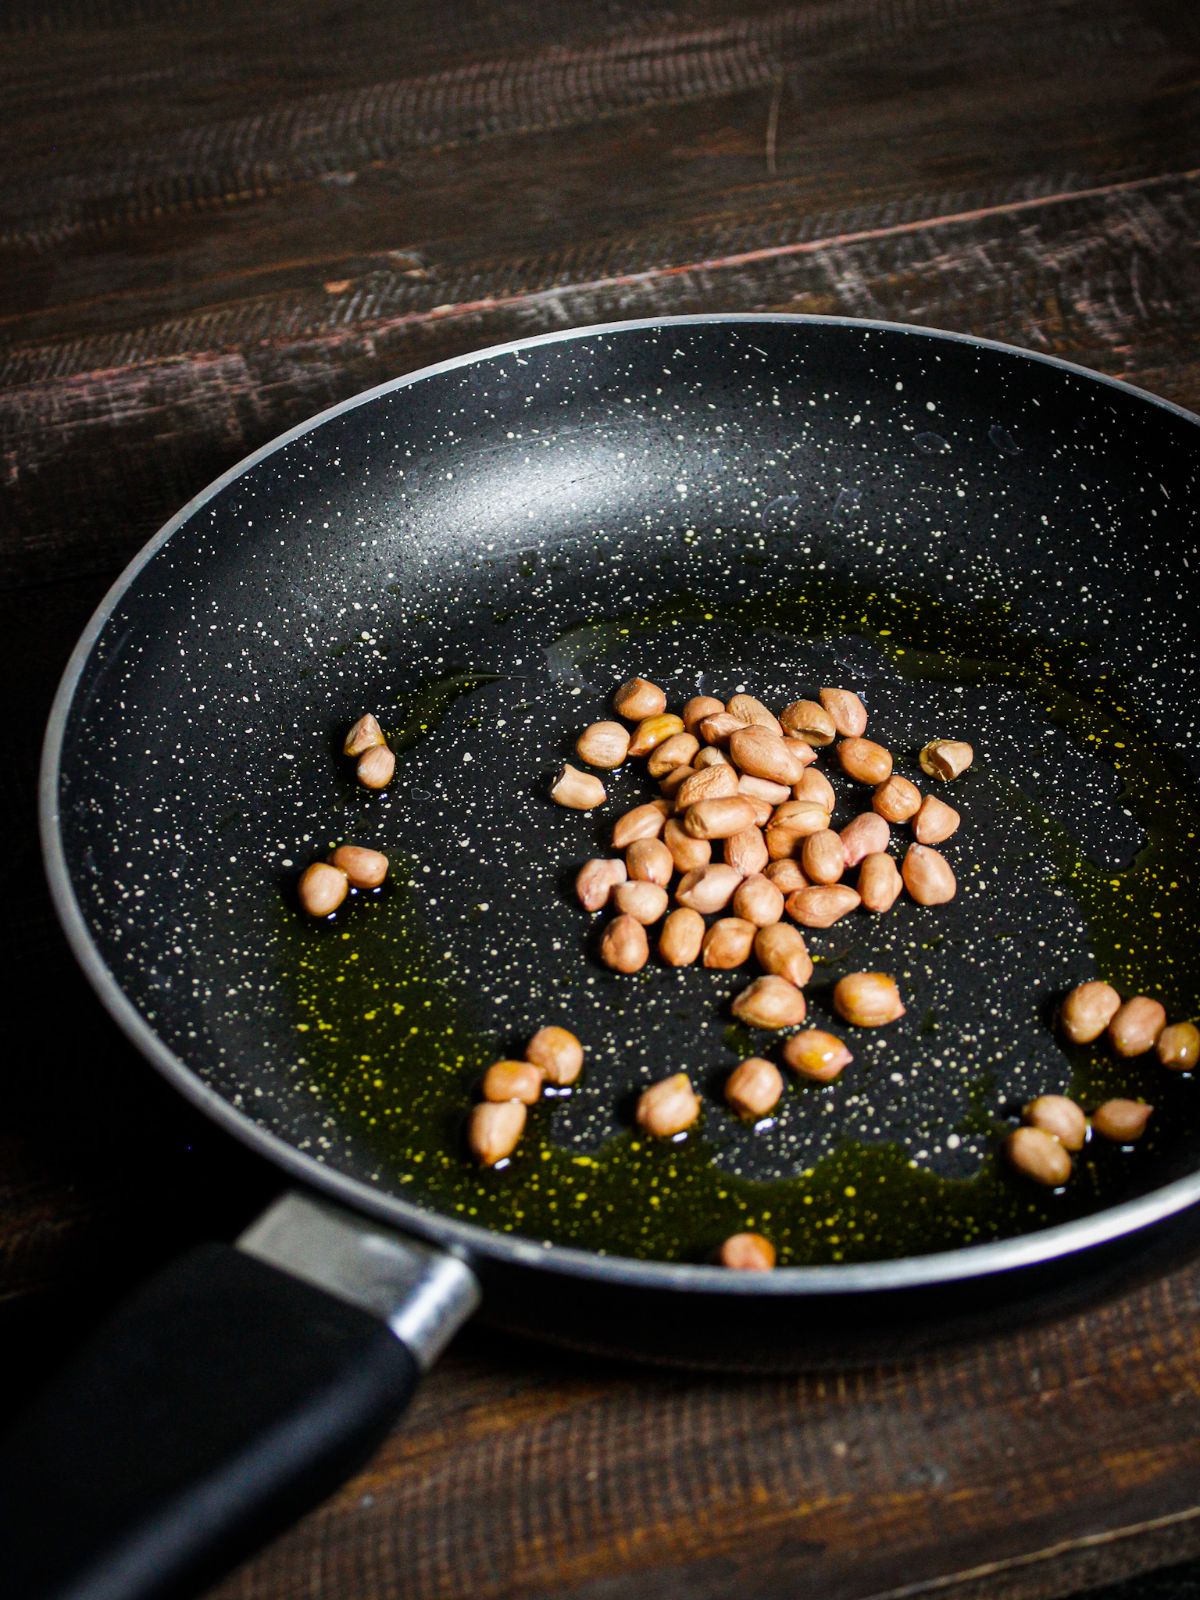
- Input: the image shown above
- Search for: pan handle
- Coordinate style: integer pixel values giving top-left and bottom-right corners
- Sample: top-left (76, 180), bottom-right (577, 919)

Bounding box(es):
top-left (0, 1193), bottom-right (480, 1600)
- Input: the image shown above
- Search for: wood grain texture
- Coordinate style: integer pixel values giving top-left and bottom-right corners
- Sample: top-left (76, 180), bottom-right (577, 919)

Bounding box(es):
top-left (3, 3), bottom-right (1200, 1598)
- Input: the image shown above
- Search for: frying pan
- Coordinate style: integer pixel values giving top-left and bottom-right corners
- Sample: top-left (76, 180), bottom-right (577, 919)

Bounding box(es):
top-left (9, 314), bottom-right (1200, 1600)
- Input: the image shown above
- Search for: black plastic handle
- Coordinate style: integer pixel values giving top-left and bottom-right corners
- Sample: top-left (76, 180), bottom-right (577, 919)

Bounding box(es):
top-left (0, 1241), bottom-right (420, 1600)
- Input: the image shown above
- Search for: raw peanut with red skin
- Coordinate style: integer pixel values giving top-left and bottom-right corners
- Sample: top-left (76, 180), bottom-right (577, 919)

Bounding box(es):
top-left (575, 720), bottom-right (630, 769)
top-left (726, 693), bottom-right (783, 735)
top-left (730, 974), bottom-right (807, 1027)
top-left (838, 737), bottom-right (893, 785)
top-left (739, 773), bottom-right (791, 806)
top-left (612, 799), bottom-right (671, 848)
top-left (920, 739), bottom-right (974, 780)
top-left (659, 907), bottom-right (706, 967)
top-left (718, 1233), bottom-right (777, 1270)
top-left (636, 1074), bottom-right (700, 1137)
top-left (526, 1026), bottom-right (584, 1085)
top-left (1107, 996), bottom-right (1166, 1057)
top-left (676, 764), bottom-right (740, 809)
top-left (913, 794), bottom-right (960, 845)
top-left (612, 677), bottom-right (666, 720)
top-left (1092, 1099), bottom-right (1154, 1142)
top-left (613, 880), bottom-right (669, 925)
top-left (675, 864), bottom-right (743, 913)
top-left (840, 812), bottom-right (890, 868)
top-left (299, 862), bottom-right (348, 917)
top-left (729, 726), bottom-right (806, 785)
top-left (626, 837), bottom-right (673, 886)
top-left (780, 698), bottom-right (836, 745)
top-left (628, 713), bottom-right (685, 758)
top-left (742, 796), bottom-right (774, 827)
top-left (819, 687), bottom-right (868, 737)
top-left (646, 731), bottom-right (700, 778)
top-left (600, 914), bottom-right (649, 973)
top-left (683, 795), bottom-right (758, 839)
top-left (658, 765), bottom-right (695, 800)
top-left (1059, 980), bottom-right (1122, 1044)
top-left (801, 829), bottom-right (845, 885)
top-left (725, 1058), bottom-right (784, 1120)
top-left (1158, 1022), bottom-right (1200, 1071)
top-left (733, 874), bottom-right (785, 927)
top-left (783, 737), bottom-right (819, 768)
top-left (694, 745), bottom-right (730, 769)
top-left (786, 885), bottom-right (861, 927)
top-left (754, 923), bottom-right (813, 988)
top-left (330, 845), bottom-right (389, 888)
top-left (682, 695), bottom-right (725, 733)
top-left (858, 852), bottom-right (903, 913)
top-left (833, 972), bottom-right (905, 1026)
top-left (873, 774), bottom-right (921, 822)
top-left (1005, 1126), bottom-right (1071, 1187)
top-left (482, 1060), bottom-right (543, 1105)
top-left (724, 826), bottom-right (769, 877)
top-left (793, 768), bottom-right (837, 811)
top-left (783, 1029), bottom-right (853, 1082)
top-left (576, 857), bottom-right (627, 912)
top-left (357, 745), bottom-right (396, 790)
top-left (702, 917), bottom-right (757, 969)
top-left (902, 843), bottom-right (956, 905)
top-left (765, 859), bottom-right (808, 895)
top-left (663, 817), bottom-right (711, 874)
top-left (467, 1100), bottom-right (526, 1165)
top-left (343, 713), bottom-right (385, 756)
top-left (1023, 1095), bottom-right (1087, 1151)
top-left (698, 712), bottom-right (745, 746)
top-left (550, 762), bottom-right (605, 809)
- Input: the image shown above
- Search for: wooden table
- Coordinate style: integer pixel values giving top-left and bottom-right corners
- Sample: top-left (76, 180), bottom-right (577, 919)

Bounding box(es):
top-left (4, 3), bottom-right (1200, 1596)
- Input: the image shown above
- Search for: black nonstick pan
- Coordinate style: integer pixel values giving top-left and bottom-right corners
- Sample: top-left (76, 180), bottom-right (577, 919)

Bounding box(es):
top-left (11, 314), bottom-right (1200, 1600)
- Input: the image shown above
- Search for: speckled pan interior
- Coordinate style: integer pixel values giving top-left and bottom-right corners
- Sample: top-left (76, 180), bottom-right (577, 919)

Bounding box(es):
top-left (47, 317), bottom-right (1200, 1271)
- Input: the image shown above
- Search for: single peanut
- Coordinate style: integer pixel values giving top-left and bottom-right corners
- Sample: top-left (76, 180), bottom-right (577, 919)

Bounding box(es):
top-left (575, 720), bottom-right (630, 769)
top-left (628, 713), bottom-right (685, 758)
top-left (1023, 1095), bottom-right (1087, 1152)
top-left (658, 764), bottom-right (695, 800)
top-left (357, 745), bottom-right (396, 790)
top-left (1157, 1021), bottom-right (1200, 1072)
top-left (838, 737), bottom-right (893, 785)
top-left (742, 795), bottom-right (774, 827)
top-left (626, 837), bottom-right (673, 886)
top-left (703, 917), bottom-right (757, 969)
top-left (840, 812), bottom-right (890, 868)
top-left (613, 880), bottom-right (669, 925)
top-left (819, 687), bottom-right (868, 737)
top-left (920, 739), bottom-right (974, 780)
top-left (717, 1233), bottom-right (777, 1270)
top-left (913, 794), bottom-right (960, 845)
top-left (833, 971), bottom-right (905, 1027)
top-left (733, 874), bottom-right (785, 927)
top-left (636, 1074), bottom-right (700, 1137)
top-left (576, 857), bottom-right (627, 912)
top-left (600, 914), bottom-right (650, 973)
top-left (647, 731), bottom-right (700, 777)
top-left (675, 863), bottom-right (743, 913)
top-left (731, 974), bottom-right (807, 1027)
top-left (1005, 1126), bottom-right (1071, 1187)
top-left (902, 843), bottom-right (957, 905)
top-left (764, 859), bottom-right (808, 895)
top-left (783, 1029), bottom-right (853, 1082)
top-left (299, 861), bottom-right (348, 917)
top-left (612, 677), bottom-right (666, 720)
top-left (676, 764), bottom-right (741, 809)
top-left (682, 694), bottom-right (726, 732)
top-left (663, 816), bottom-right (711, 874)
top-left (343, 713), bottom-right (385, 756)
top-left (698, 712), bottom-right (745, 746)
top-left (724, 826), bottom-right (769, 878)
top-left (1059, 980), bottom-right (1122, 1044)
top-left (739, 773), bottom-right (791, 806)
top-left (482, 1060), bottom-right (543, 1105)
top-left (754, 923), bottom-right (813, 988)
top-left (725, 1057), bottom-right (784, 1120)
top-left (694, 745), bottom-right (731, 769)
top-left (683, 795), bottom-right (758, 839)
top-left (330, 845), bottom-right (389, 888)
top-left (612, 799), bottom-right (671, 848)
top-left (780, 698), bottom-right (836, 745)
top-left (857, 852), bottom-right (903, 913)
top-left (467, 1100), bottom-right (526, 1165)
top-left (659, 907), bottom-right (706, 967)
top-left (783, 736), bottom-right (819, 768)
top-left (793, 768), bottom-right (836, 811)
top-left (729, 726), bottom-right (805, 785)
top-left (1092, 1099), bottom-right (1154, 1142)
top-left (1107, 996), bottom-right (1166, 1057)
top-left (550, 762), bottom-right (606, 810)
top-left (526, 1025), bottom-right (584, 1086)
top-left (873, 774), bottom-right (921, 822)
top-left (786, 884), bottom-right (861, 927)
top-left (801, 829), bottom-right (846, 885)
top-left (726, 693), bottom-right (783, 734)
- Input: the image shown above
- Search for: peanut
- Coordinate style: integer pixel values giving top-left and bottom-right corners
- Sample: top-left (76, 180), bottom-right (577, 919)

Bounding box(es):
top-left (1005, 1126), bottom-right (1071, 1187)
top-left (698, 712), bottom-right (745, 746)
top-left (682, 695), bottom-right (726, 732)
top-left (1092, 1099), bottom-right (1154, 1142)
top-left (754, 923), bottom-right (813, 988)
top-left (783, 736), bottom-right (819, 767)
top-left (1023, 1094), bottom-right (1087, 1152)
top-left (647, 731), bottom-right (700, 778)
top-left (636, 1073), bottom-right (700, 1137)
top-left (694, 745), bottom-right (731, 769)
top-left (764, 859), bottom-right (808, 895)
top-left (663, 816), bottom-right (711, 874)
top-left (839, 812), bottom-right (890, 868)
top-left (913, 794), bottom-right (960, 845)
top-left (780, 698), bottom-right (836, 745)
top-left (919, 739), bottom-right (974, 780)
top-left (299, 861), bottom-right (348, 917)
top-left (482, 1060), bottom-right (543, 1105)
top-left (659, 907), bottom-right (706, 967)
top-left (613, 880), bottom-right (670, 925)
top-left (1059, 980), bottom-right (1122, 1044)
top-left (838, 737), bottom-right (893, 785)
top-left (683, 795), bottom-right (758, 839)
top-left (600, 914), bottom-right (650, 973)
top-left (742, 795), bottom-right (774, 828)
top-left (729, 726), bottom-right (805, 785)
top-left (730, 974), bottom-right (808, 1027)
top-left (801, 829), bottom-right (846, 885)
top-left (785, 884), bottom-right (861, 927)
top-left (833, 971), bottom-right (905, 1027)
top-left (857, 851), bottom-right (903, 913)
top-left (329, 845), bottom-right (389, 888)
top-left (675, 863), bottom-right (743, 913)
top-left (628, 712), bottom-right (685, 758)
top-left (725, 1057), bottom-right (784, 1120)
top-left (702, 917), bottom-right (757, 969)
top-left (612, 677), bottom-right (666, 720)
top-left (575, 857), bottom-right (627, 912)
top-left (357, 745), bottom-right (396, 790)
top-left (717, 1233), bottom-right (777, 1270)
top-left (612, 799), bottom-right (671, 848)
top-left (467, 1100), bottom-right (526, 1165)
top-left (1157, 1021), bottom-right (1200, 1072)
top-left (626, 837), bottom-right (673, 886)
top-left (872, 774), bottom-right (921, 822)
top-left (526, 1026), bottom-right (584, 1086)
top-left (819, 687), bottom-right (868, 737)
top-left (676, 764), bottom-right (740, 809)
top-left (739, 773), bottom-right (791, 806)
top-left (724, 826), bottom-right (769, 877)
top-left (343, 713), bottom-right (385, 756)
top-left (1107, 996), bottom-right (1166, 1057)
top-left (766, 801), bottom-right (831, 858)
top-left (783, 1029), bottom-right (853, 1082)
top-left (727, 693), bottom-right (783, 734)
top-left (902, 843), bottom-right (956, 905)
top-left (550, 762), bottom-right (606, 809)
top-left (575, 720), bottom-right (630, 769)
top-left (793, 768), bottom-right (836, 811)
top-left (658, 764), bottom-right (695, 800)
top-left (733, 874), bottom-right (785, 927)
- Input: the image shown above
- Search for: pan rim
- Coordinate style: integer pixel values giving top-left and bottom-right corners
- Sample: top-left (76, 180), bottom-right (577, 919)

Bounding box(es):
top-left (39, 311), bottom-right (1200, 1295)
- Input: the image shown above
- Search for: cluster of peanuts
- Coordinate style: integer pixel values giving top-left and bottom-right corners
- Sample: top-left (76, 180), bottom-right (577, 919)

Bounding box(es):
top-left (1003, 981), bottom-right (1196, 1188)
top-left (466, 1027), bottom-right (585, 1166)
top-left (298, 843), bottom-right (390, 916)
top-left (344, 712), bottom-right (396, 790)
